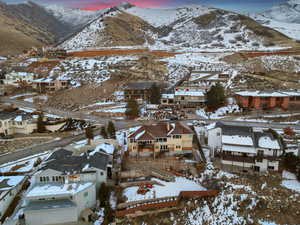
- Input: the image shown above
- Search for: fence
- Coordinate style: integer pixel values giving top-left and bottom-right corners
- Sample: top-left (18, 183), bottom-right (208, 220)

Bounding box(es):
top-left (116, 190), bottom-right (218, 217)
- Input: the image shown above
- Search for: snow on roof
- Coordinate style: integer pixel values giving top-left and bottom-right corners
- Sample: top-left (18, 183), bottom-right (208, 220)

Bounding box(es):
top-left (90, 143), bottom-right (115, 155)
top-left (175, 90), bottom-right (205, 97)
top-left (123, 177), bottom-right (206, 202)
top-left (26, 182), bottom-right (94, 198)
top-left (135, 130), bottom-right (146, 140)
top-left (222, 135), bottom-right (253, 146)
top-left (235, 91), bottom-right (288, 97)
top-left (32, 78), bottom-right (54, 82)
top-left (222, 144), bottom-right (257, 154)
top-left (258, 136), bottom-right (281, 149)
top-left (0, 176), bottom-right (25, 191)
top-left (14, 115), bottom-right (23, 122)
top-left (162, 94), bottom-right (174, 99)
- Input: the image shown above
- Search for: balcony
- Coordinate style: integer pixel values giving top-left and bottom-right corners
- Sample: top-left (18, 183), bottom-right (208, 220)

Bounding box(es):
top-left (218, 153), bottom-right (255, 164)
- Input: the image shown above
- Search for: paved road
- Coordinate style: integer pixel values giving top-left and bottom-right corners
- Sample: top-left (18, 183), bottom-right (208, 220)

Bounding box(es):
top-left (0, 132), bottom-right (87, 165)
top-left (2, 97), bottom-right (300, 165)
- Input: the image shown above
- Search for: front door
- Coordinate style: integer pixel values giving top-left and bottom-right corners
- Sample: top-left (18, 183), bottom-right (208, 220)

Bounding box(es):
top-left (254, 166), bottom-right (260, 172)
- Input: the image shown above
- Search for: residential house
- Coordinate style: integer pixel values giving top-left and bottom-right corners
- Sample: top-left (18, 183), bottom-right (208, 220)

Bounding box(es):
top-left (235, 90), bottom-right (300, 110)
top-left (161, 94), bottom-right (175, 106)
top-left (0, 176), bottom-right (26, 221)
top-left (174, 85), bottom-right (206, 107)
top-left (123, 82), bottom-right (157, 102)
top-left (24, 148), bottom-right (109, 225)
top-left (32, 78), bottom-right (70, 93)
top-left (0, 111), bottom-right (37, 136)
top-left (127, 122), bottom-right (194, 157)
top-left (189, 71), bottom-right (229, 91)
top-left (208, 122), bottom-right (283, 172)
top-left (3, 72), bottom-right (37, 86)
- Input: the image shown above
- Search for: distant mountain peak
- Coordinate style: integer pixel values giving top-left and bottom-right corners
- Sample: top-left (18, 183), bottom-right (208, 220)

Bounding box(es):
top-left (115, 1), bottom-right (135, 10)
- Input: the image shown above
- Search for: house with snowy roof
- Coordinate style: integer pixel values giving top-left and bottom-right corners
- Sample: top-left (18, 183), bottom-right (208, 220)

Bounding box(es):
top-left (23, 148), bottom-right (109, 225)
top-left (208, 122), bottom-right (283, 172)
top-left (188, 71), bottom-right (229, 90)
top-left (32, 77), bottom-right (70, 93)
top-left (127, 122), bottom-right (194, 157)
top-left (174, 84), bottom-right (206, 107)
top-left (235, 90), bottom-right (300, 110)
top-left (0, 176), bottom-right (26, 221)
top-left (0, 111), bottom-right (37, 136)
top-left (3, 71), bottom-right (38, 86)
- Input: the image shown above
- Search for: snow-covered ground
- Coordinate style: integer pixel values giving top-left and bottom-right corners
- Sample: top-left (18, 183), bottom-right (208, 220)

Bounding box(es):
top-left (196, 104), bottom-right (241, 119)
top-left (0, 152), bottom-right (50, 173)
top-left (10, 93), bottom-right (37, 99)
top-left (123, 177), bottom-right (206, 202)
top-left (281, 170), bottom-right (300, 193)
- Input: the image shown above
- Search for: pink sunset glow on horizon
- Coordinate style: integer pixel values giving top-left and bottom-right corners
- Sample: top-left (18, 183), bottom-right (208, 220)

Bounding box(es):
top-left (81, 0), bottom-right (172, 10)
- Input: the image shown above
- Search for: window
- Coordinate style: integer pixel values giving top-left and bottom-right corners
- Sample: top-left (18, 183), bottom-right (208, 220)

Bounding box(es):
top-left (160, 145), bottom-right (168, 150)
top-left (100, 172), bottom-right (104, 176)
top-left (256, 158), bottom-right (263, 163)
top-left (84, 192), bottom-right (88, 197)
top-left (156, 138), bottom-right (167, 142)
top-left (268, 166), bottom-right (274, 170)
top-left (173, 135), bottom-right (182, 139)
top-left (176, 146), bottom-right (181, 149)
top-left (257, 150), bottom-right (264, 157)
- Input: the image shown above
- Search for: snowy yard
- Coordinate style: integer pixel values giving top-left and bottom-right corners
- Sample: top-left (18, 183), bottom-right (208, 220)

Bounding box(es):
top-left (281, 170), bottom-right (300, 193)
top-left (196, 104), bottom-right (241, 119)
top-left (123, 177), bottom-right (206, 202)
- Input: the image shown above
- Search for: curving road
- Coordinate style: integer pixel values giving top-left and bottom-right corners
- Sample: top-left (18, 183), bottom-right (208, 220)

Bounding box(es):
top-left (1, 97), bottom-right (300, 165)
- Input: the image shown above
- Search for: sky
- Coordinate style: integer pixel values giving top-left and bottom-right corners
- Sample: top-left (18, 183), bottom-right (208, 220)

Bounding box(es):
top-left (3, 0), bottom-right (288, 12)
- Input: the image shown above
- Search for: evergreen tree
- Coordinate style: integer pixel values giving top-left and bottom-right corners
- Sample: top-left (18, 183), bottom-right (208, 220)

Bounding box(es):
top-left (99, 182), bottom-right (109, 207)
top-left (100, 126), bottom-right (108, 139)
top-left (85, 127), bottom-right (94, 145)
top-left (37, 113), bottom-right (46, 133)
top-left (107, 121), bottom-right (116, 139)
top-left (206, 82), bottom-right (226, 110)
top-left (125, 99), bottom-right (139, 119)
top-left (149, 83), bottom-right (161, 104)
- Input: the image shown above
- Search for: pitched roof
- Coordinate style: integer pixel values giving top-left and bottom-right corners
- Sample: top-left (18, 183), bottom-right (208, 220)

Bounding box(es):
top-left (215, 122), bottom-right (253, 136)
top-left (128, 122), bottom-right (193, 140)
top-left (253, 132), bottom-right (281, 150)
top-left (124, 82), bottom-right (157, 90)
top-left (0, 111), bottom-right (33, 121)
top-left (42, 149), bottom-right (109, 174)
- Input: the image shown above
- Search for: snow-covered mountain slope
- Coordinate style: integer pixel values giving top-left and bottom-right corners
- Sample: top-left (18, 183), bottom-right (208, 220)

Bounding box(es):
top-left (261, 0), bottom-right (300, 23)
top-left (250, 14), bottom-right (300, 41)
top-left (126, 4), bottom-right (213, 27)
top-left (61, 4), bottom-right (294, 51)
top-left (45, 5), bottom-right (103, 28)
top-left (250, 0), bottom-right (300, 40)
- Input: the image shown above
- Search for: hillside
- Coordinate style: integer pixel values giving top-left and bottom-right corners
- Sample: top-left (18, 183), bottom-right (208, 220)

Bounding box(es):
top-left (0, 1), bottom-right (102, 56)
top-left (61, 4), bottom-right (296, 51)
top-left (251, 0), bottom-right (300, 40)
top-left (0, 2), bottom-right (46, 56)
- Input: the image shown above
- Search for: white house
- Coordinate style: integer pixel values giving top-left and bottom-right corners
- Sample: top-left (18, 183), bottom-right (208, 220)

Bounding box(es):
top-left (0, 176), bottom-right (26, 221)
top-left (24, 182), bottom-right (96, 225)
top-left (0, 111), bottom-right (37, 136)
top-left (23, 148), bottom-right (109, 225)
top-left (3, 72), bottom-right (37, 86)
top-left (208, 122), bottom-right (283, 172)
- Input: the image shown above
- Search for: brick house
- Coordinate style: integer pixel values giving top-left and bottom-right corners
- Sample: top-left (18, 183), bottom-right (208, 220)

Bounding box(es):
top-left (235, 90), bottom-right (300, 110)
top-left (127, 122), bottom-right (194, 157)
